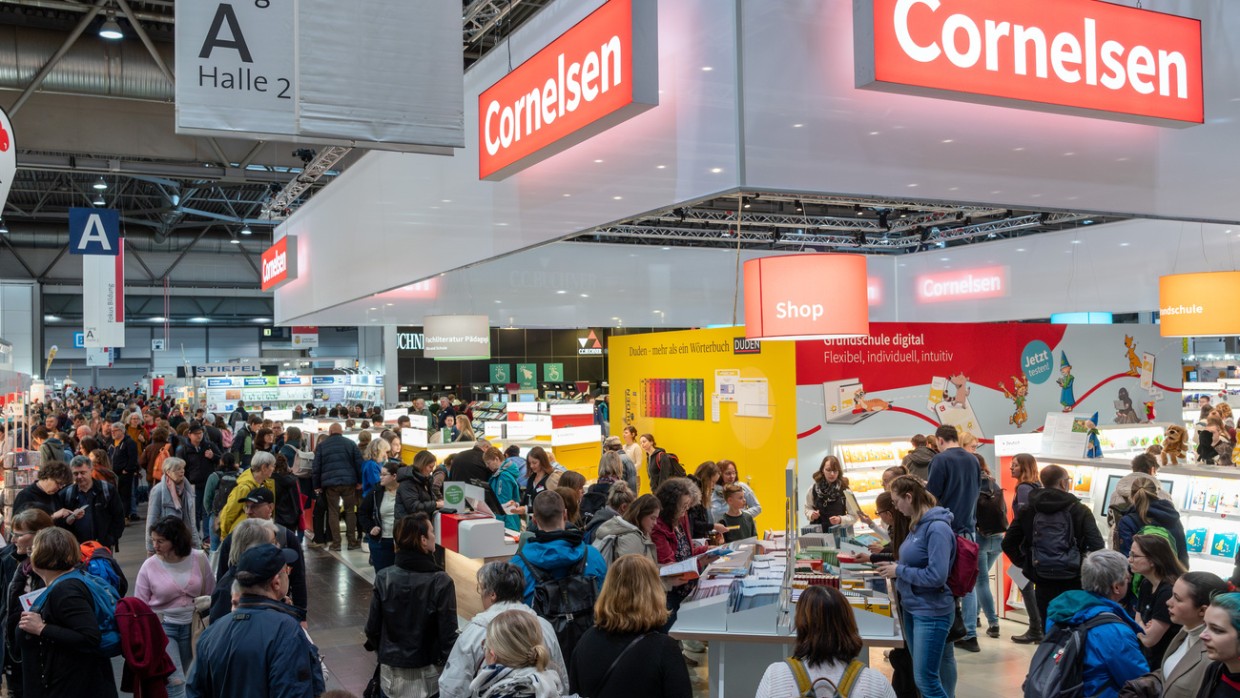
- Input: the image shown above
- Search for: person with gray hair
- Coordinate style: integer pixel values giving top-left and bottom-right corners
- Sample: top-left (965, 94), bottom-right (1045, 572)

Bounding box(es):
top-left (208, 517), bottom-right (278, 622)
top-left (107, 418), bottom-right (141, 521)
top-left (145, 456), bottom-right (201, 554)
top-left (437, 562), bottom-right (569, 698)
top-left (1041, 549), bottom-right (1148, 697)
top-left (218, 450), bottom-right (277, 538)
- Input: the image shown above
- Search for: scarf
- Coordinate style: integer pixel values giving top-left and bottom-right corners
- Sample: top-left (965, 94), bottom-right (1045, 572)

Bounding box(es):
top-left (164, 476), bottom-right (183, 512)
top-left (813, 478), bottom-right (844, 508)
top-left (468, 664), bottom-right (561, 698)
top-left (394, 549), bottom-right (442, 573)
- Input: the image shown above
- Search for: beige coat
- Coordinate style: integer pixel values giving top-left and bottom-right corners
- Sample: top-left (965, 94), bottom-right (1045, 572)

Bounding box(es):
top-left (1158, 626), bottom-right (1209, 698)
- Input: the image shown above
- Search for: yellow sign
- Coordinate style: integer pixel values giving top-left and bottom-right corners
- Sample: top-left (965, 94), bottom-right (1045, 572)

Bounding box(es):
top-left (1159, 271), bottom-right (1240, 337)
top-left (609, 327), bottom-right (796, 530)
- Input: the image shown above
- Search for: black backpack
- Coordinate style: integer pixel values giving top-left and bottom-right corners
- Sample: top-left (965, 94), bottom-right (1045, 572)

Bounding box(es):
top-left (1028, 507), bottom-right (1080, 581)
top-left (518, 550), bottom-right (597, 661)
top-left (657, 450), bottom-right (687, 481)
top-left (210, 472), bottom-right (240, 515)
top-left (976, 477), bottom-right (1009, 535)
top-left (1024, 613), bottom-right (1123, 698)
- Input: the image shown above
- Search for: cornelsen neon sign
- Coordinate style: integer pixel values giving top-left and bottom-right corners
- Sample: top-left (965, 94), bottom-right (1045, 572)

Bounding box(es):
top-left (855, 0), bottom-right (1203, 126)
top-left (261, 235), bottom-right (297, 292)
top-left (916, 266), bottom-right (1009, 303)
top-left (478, 0), bottom-right (658, 180)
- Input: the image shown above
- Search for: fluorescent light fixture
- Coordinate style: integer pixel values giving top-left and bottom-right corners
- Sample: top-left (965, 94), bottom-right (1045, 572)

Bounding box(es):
top-left (189, 317), bottom-right (210, 323)
top-left (229, 238), bottom-right (240, 244)
top-left (92, 194), bottom-right (105, 206)
top-left (92, 176), bottom-right (108, 190)
top-left (1050, 312), bottom-right (1113, 325)
top-left (43, 315), bottom-right (60, 322)
top-left (0, 220), bottom-right (8, 235)
top-left (252, 318), bottom-right (270, 323)
top-left (98, 13), bottom-right (123, 40)
top-left (149, 316), bottom-right (166, 323)
top-left (240, 226), bottom-right (253, 236)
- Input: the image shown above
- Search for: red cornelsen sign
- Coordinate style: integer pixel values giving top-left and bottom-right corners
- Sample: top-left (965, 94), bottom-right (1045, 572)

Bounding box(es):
top-left (261, 235), bottom-right (297, 292)
top-left (854, 0), bottom-right (1203, 126)
top-left (478, 0), bottom-right (658, 180)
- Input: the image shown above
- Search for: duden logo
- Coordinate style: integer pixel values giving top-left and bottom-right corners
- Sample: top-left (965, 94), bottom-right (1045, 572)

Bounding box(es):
top-left (578, 330), bottom-right (604, 355)
top-left (68, 208), bottom-right (120, 256)
top-left (734, 338), bottom-right (762, 355)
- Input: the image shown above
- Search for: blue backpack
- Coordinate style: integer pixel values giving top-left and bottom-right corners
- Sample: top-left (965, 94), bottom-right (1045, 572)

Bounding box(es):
top-left (32, 569), bottom-right (121, 657)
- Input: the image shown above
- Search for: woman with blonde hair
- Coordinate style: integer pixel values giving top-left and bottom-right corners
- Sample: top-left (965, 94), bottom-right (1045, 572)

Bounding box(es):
top-left (569, 555), bottom-right (692, 697)
top-left (1117, 477), bottom-right (1189, 566)
top-left (454, 414), bottom-right (476, 443)
top-left (468, 609), bottom-right (561, 698)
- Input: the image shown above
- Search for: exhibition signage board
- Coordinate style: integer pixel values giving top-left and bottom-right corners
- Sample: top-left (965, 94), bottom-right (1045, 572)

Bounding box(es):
top-left (195, 364), bottom-right (260, 377)
top-left (743, 254), bottom-right (869, 340)
top-left (517, 363), bottom-right (538, 389)
top-left (77, 229), bottom-right (126, 349)
top-left (854, 0), bottom-right (1204, 126)
top-left (261, 236), bottom-right (297, 292)
top-left (477, 0), bottom-right (659, 180)
top-left (0, 106), bottom-right (13, 214)
top-left (291, 326), bottom-right (319, 348)
top-left (175, 0), bottom-right (462, 150)
top-left (915, 266), bottom-right (1009, 303)
top-left (489, 364), bottom-right (512, 384)
top-left (544, 363), bottom-right (565, 381)
top-left (1158, 272), bottom-right (1240, 337)
top-left (424, 315), bottom-right (491, 360)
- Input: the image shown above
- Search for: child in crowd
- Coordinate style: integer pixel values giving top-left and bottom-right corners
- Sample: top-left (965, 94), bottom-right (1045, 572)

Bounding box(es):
top-left (718, 484), bottom-right (756, 543)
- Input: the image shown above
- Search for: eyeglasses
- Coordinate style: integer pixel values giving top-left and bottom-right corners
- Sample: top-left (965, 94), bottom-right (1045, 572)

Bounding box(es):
top-left (876, 510), bottom-right (892, 516)
top-left (1129, 552), bottom-right (1147, 560)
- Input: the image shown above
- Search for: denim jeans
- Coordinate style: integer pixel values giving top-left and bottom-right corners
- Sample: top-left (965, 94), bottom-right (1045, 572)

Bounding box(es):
top-left (163, 621), bottom-right (192, 698)
top-left (958, 531), bottom-right (979, 640)
top-left (974, 533), bottom-right (1005, 627)
top-left (901, 608), bottom-right (957, 698)
top-left (369, 537), bottom-right (395, 573)
top-left (207, 513), bottom-right (222, 552)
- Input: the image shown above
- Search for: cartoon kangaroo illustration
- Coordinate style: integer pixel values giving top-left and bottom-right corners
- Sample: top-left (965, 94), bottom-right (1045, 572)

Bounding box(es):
top-left (948, 373), bottom-right (970, 408)
top-left (998, 375), bottom-right (1029, 429)
top-left (1124, 335), bottom-right (1141, 377)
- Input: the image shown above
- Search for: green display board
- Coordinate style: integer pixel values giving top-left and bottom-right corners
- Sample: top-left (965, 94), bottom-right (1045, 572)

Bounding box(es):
top-left (543, 363), bottom-right (564, 382)
top-left (489, 364), bottom-right (512, 384)
top-left (517, 363), bottom-right (538, 389)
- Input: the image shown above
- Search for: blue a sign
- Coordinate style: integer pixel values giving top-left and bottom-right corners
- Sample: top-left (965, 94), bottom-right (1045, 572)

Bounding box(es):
top-left (73, 332), bottom-right (86, 348)
top-left (68, 208), bottom-right (120, 256)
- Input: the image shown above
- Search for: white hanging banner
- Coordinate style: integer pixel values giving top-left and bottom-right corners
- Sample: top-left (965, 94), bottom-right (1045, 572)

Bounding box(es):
top-left (81, 243), bottom-right (126, 348)
top-left (0, 106), bottom-right (14, 214)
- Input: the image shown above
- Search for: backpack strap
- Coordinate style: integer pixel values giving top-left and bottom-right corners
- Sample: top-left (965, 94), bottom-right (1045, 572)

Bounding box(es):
top-left (837, 659), bottom-right (866, 697)
top-left (598, 633), bottom-right (649, 690)
top-left (516, 551), bottom-right (550, 584)
top-left (784, 657), bottom-right (814, 697)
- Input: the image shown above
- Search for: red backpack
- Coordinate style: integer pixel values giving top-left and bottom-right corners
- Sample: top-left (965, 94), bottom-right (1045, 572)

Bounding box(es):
top-left (946, 532), bottom-right (979, 597)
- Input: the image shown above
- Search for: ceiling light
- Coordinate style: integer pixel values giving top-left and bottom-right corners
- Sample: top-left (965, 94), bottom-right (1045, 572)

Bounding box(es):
top-left (92, 176), bottom-right (108, 190)
top-left (661, 246), bottom-right (671, 251)
top-left (229, 238), bottom-right (240, 245)
top-left (92, 193), bottom-right (106, 206)
top-left (240, 225), bottom-right (252, 235)
top-left (1120, 242), bottom-right (1130, 247)
top-left (149, 317), bottom-right (166, 323)
top-left (98, 12), bottom-right (123, 40)
top-left (580, 293), bottom-right (589, 298)
top-left (0, 220), bottom-right (8, 235)
top-left (189, 317), bottom-right (210, 323)
top-left (701, 66), bottom-right (713, 71)
top-left (252, 318), bottom-right (270, 323)
top-left (1016, 248), bottom-right (1026, 252)
top-left (655, 165), bottom-right (666, 169)
top-left (556, 290), bottom-right (566, 294)
top-left (710, 167), bottom-right (723, 173)
top-left (43, 315), bottom-right (60, 322)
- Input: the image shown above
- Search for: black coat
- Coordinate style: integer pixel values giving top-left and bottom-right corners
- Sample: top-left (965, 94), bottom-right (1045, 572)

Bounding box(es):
top-left (4, 562), bottom-right (41, 667)
top-left (12, 485), bottom-right (60, 518)
top-left (59, 480), bottom-right (125, 550)
top-left (19, 575), bottom-right (117, 698)
top-left (363, 550), bottom-right (456, 669)
top-left (107, 435), bottom-right (139, 476)
top-left (214, 524), bottom-right (307, 616)
top-left (1002, 487), bottom-right (1106, 583)
top-left (449, 447), bottom-right (502, 513)
top-left (271, 471), bottom-right (302, 532)
top-left (358, 487), bottom-right (396, 538)
top-left (177, 439), bottom-right (220, 487)
top-left (394, 468), bottom-right (438, 519)
top-left (311, 434), bottom-right (363, 489)
top-left (569, 629), bottom-right (692, 698)
top-left (0, 544), bottom-right (19, 662)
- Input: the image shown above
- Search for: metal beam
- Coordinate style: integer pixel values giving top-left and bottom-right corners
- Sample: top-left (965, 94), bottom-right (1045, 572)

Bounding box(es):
top-left (43, 284), bottom-right (267, 298)
top-left (160, 227), bottom-right (210, 279)
top-left (37, 245), bottom-right (69, 281)
top-left (124, 240), bottom-right (158, 281)
top-left (260, 146), bottom-right (351, 219)
top-left (8, 0), bottom-right (109, 115)
top-left (114, 0), bottom-right (175, 85)
top-left (0, 237), bottom-right (38, 277)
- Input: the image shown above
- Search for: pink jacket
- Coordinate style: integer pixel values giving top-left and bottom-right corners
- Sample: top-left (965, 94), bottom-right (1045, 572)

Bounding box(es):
top-left (133, 549), bottom-right (214, 617)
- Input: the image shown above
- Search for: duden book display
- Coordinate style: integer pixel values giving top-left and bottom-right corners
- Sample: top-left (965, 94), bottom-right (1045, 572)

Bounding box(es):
top-left (640, 378), bottom-right (706, 421)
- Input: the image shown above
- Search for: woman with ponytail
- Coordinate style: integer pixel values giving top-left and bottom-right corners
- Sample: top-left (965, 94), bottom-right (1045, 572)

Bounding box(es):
top-left (1117, 478), bottom-right (1189, 567)
top-left (468, 609), bottom-right (561, 698)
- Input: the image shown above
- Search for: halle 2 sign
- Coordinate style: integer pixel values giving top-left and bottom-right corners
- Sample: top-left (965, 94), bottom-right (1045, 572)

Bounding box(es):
top-left (478, 0), bottom-right (658, 180)
top-left (855, 0), bottom-right (1203, 126)
top-left (261, 235), bottom-right (297, 292)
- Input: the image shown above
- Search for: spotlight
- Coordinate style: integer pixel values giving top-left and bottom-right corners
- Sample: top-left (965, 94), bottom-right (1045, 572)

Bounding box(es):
top-left (92, 177), bottom-right (107, 191)
top-left (98, 12), bottom-right (123, 40)
top-left (240, 225), bottom-right (252, 236)
top-left (92, 193), bottom-right (105, 206)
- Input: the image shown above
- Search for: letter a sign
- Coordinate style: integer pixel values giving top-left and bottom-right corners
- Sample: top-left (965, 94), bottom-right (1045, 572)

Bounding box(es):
top-left (69, 207), bottom-right (120, 255)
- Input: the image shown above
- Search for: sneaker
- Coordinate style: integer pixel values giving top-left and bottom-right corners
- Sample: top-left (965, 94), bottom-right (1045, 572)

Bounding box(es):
top-left (987, 624), bottom-right (1000, 639)
top-left (955, 637), bottom-right (980, 653)
top-left (328, 543), bottom-right (341, 552)
top-left (347, 543), bottom-right (362, 550)
top-left (1011, 630), bottom-right (1043, 644)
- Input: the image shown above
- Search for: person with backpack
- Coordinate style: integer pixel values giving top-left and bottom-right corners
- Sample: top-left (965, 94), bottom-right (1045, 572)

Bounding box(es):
top-left (600, 436), bottom-right (638, 493)
top-left (641, 433), bottom-right (686, 493)
top-left (2, 509), bottom-right (55, 694)
top-left (363, 513), bottom-right (456, 698)
top-left (926, 425), bottom-right (982, 652)
top-left (875, 475), bottom-right (958, 698)
top-left (1031, 549), bottom-right (1147, 698)
top-left (144, 457), bottom-right (201, 555)
top-left (1002, 463), bottom-right (1106, 625)
top-left (511, 490), bottom-right (608, 663)
top-left (593, 493), bottom-right (659, 565)
top-left (134, 516), bottom-right (214, 698)
top-left (60, 456), bottom-right (125, 552)
top-left (972, 453), bottom-right (1008, 647)
top-left (230, 414), bottom-right (263, 470)
top-left (1117, 478), bottom-right (1189, 568)
top-left (584, 481), bottom-right (636, 546)
top-left (439, 562), bottom-right (568, 698)
top-left (568, 555), bottom-right (692, 698)
top-left (755, 585), bottom-right (897, 697)
top-left (17, 527), bottom-right (119, 698)
top-left (202, 452), bottom-right (240, 552)
top-left (218, 451), bottom-right (278, 540)
top-left (1009, 452), bottom-right (1045, 644)
top-left (582, 454), bottom-right (625, 524)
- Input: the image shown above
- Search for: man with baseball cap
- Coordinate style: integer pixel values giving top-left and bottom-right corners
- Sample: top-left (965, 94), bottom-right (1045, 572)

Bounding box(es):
top-left (215, 486), bottom-right (308, 615)
top-left (188, 544), bottom-right (324, 697)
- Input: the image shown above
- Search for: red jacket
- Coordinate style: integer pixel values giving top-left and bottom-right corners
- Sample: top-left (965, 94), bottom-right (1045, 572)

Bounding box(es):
top-left (116, 597), bottom-right (175, 698)
top-left (651, 514), bottom-right (708, 565)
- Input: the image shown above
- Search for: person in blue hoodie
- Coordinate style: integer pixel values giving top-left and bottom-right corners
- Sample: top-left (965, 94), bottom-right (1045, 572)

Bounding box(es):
top-left (510, 489), bottom-right (607, 609)
top-left (1043, 549), bottom-right (1148, 698)
top-left (876, 475), bottom-right (957, 698)
top-left (1116, 477), bottom-right (1189, 567)
top-left (484, 447), bottom-right (522, 530)
top-left (503, 445), bottom-right (529, 489)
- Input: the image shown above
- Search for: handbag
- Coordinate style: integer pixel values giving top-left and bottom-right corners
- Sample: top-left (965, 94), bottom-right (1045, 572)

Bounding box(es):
top-left (363, 663), bottom-right (383, 698)
top-left (888, 647), bottom-right (921, 698)
top-left (945, 599), bottom-right (967, 643)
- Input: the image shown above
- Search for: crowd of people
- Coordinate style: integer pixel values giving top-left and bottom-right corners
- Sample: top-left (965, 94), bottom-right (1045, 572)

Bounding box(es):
top-left (11, 388), bottom-right (1240, 698)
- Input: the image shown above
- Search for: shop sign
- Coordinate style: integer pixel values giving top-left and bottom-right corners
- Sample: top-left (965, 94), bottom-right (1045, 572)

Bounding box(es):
top-left (261, 236), bottom-right (297, 292)
top-left (916, 266), bottom-right (1008, 303)
top-left (855, 0), bottom-right (1204, 126)
top-left (577, 330), bottom-right (604, 356)
top-left (1158, 271), bottom-right (1240, 337)
top-left (196, 364), bottom-right (260, 377)
top-left (743, 254), bottom-right (869, 340)
top-left (424, 315), bottom-right (491, 360)
top-left (478, 0), bottom-right (658, 180)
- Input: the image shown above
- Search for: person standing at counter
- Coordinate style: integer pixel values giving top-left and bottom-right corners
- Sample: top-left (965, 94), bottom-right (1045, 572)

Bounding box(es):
top-left (395, 450), bottom-right (443, 519)
top-left (621, 427), bottom-right (644, 487)
top-left (1008, 452), bottom-right (1043, 644)
top-left (449, 438), bottom-right (503, 514)
top-left (875, 475), bottom-right (957, 698)
top-left (804, 455), bottom-right (861, 533)
top-left (358, 462), bottom-right (401, 574)
top-left (652, 478), bottom-right (713, 634)
top-left (484, 448), bottom-right (522, 530)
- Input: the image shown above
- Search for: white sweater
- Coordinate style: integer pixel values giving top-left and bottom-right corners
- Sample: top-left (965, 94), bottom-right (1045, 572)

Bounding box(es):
top-left (754, 659), bottom-right (896, 698)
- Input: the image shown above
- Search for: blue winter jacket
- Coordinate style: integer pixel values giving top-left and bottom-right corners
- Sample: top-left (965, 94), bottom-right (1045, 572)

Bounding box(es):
top-left (187, 595), bottom-right (325, 698)
top-left (311, 433), bottom-right (363, 489)
top-left (511, 529), bottom-right (608, 606)
top-left (1044, 590), bottom-right (1148, 698)
top-left (1116, 499), bottom-right (1189, 566)
top-left (489, 461), bottom-right (522, 530)
top-left (361, 459), bottom-right (382, 499)
top-left (896, 506), bottom-right (956, 617)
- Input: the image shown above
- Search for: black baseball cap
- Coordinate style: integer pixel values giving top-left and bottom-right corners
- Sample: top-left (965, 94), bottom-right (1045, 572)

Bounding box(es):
top-left (236, 544), bottom-right (298, 584)
top-left (241, 488), bottom-right (274, 505)
top-left (187, 423), bottom-right (204, 434)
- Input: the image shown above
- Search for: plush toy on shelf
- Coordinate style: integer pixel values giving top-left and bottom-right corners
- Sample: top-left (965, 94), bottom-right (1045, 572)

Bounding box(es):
top-left (1161, 425), bottom-right (1189, 466)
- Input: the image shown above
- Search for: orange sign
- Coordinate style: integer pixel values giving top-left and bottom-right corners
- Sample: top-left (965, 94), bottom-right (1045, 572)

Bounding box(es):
top-left (261, 235), bottom-right (297, 292)
top-left (744, 255), bottom-right (869, 340)
top-left (478, 0), bottom-right (658, 180)
top-left (855, 0), bottom-right (1203, 125)
top-left (1159, 272), bottom-right (1240, 337)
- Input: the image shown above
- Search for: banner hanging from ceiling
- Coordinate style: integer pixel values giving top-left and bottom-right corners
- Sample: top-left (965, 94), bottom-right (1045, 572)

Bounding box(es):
top-left (0, 107), bottom-right (13, 215)
top-left (69, 207), bottom-right (125, 348)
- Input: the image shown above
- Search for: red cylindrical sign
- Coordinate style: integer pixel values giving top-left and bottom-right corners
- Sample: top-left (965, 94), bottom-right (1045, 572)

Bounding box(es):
top-left (744, 254), bottom-right (869, 340)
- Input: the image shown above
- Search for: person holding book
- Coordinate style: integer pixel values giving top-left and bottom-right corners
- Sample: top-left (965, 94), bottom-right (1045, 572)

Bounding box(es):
top-left (717, 484), bottom-right (756, 543)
